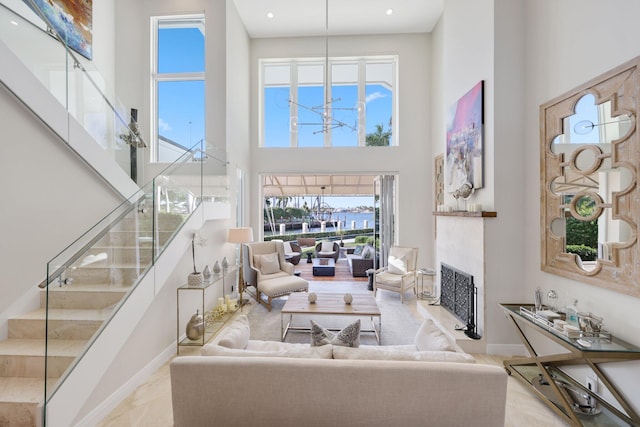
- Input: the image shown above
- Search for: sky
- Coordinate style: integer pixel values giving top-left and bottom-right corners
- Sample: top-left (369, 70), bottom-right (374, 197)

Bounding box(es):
top-left (156, 24), bottom-right (392, 150)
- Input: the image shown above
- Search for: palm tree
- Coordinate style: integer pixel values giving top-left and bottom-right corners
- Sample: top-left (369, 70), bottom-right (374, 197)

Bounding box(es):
top-left (365, 118), bottom-right (392, 146)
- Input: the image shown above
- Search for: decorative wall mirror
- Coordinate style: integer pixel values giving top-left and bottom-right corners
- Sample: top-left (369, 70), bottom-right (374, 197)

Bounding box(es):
top-left (541, 57), bottom-right (640, 297)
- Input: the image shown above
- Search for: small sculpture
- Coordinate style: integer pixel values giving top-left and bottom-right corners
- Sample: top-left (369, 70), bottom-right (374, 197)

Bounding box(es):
top-left (186, 309), bottom-right (204, 340)
top-left (202, 265), bottom-right (212, 283)
top-left (308, 292), bottom-right (317, 303)
top-left (213, 260), bottom-right (222, 274)
top-left (344, 293), bottom-right (353, 305)
top-left (221, 256), bottom-right (229, 270)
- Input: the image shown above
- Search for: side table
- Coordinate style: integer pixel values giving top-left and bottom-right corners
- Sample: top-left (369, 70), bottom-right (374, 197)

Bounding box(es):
top-left (176, 267), bottom-right (238, 354)
top-left (416, 268), bottom-right (436, 301)
top-left (499, 303), bottom-right (640, 426)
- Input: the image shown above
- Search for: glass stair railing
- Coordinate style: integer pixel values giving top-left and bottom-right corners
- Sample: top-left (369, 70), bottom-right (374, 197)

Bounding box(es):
top-left (41, 142), bottom-right (217, 425)
top-left (0, 1), bottom-right (146, 184)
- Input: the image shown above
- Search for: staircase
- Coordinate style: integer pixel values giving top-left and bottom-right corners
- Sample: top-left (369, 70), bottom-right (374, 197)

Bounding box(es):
top-left (0, 204), bottom-right (185, 426)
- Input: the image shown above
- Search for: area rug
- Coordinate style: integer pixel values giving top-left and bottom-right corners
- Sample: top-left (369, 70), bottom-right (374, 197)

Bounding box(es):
top-left (245, 282), bottom-right (421, 346)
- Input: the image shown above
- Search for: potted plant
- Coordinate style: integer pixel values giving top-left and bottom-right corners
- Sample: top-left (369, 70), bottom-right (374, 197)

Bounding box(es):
top-left (188, 232), bottom-right (206, 286)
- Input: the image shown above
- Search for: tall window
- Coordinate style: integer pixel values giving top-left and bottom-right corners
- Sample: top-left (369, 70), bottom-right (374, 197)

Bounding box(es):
top-left (261, 56), bottom-right (396, 148)
top-left (152, 15), bottom-right (205, 162)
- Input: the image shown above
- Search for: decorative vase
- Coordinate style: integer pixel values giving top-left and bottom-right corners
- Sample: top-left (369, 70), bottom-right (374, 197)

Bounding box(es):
top-left (202, 265), bottom-right (212, 283)
top-left (213, 260), bottom-right (222, 274)
top-left (308, 292), bottom-right (317, 304)
top-left (221, 256), bottom-right (229, 270)
top-left (185, 309), bottom-right (204, 340)
top-left (188, 272), bottom-right (203, 287)
top-left (344, 293), bottom-right (353, 305)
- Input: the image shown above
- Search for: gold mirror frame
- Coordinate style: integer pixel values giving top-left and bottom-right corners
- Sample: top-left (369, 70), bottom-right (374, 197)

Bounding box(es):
top-left (541, 57), bottom-right (640, 297)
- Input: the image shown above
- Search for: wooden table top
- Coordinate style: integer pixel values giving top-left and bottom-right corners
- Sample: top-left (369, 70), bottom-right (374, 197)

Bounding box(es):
top-left (282, 292), bottom-right (381, 316)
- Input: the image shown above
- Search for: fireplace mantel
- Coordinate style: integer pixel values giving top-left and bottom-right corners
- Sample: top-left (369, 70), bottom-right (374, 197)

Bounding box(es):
top-left (433, 211), bottom-right (497, 218)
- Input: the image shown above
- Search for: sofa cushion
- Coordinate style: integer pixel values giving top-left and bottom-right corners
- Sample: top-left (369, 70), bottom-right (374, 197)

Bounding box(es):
top-left (361, 245), bottom-right (375, 259)
top-left (215, 315), bottom-right (250, 349)
top-left (414, 318), bottom-right (456, 352)
top-left (353, 245), bottom-right (364, 255)
top-left (332, 346), bottom-right (476, 363)
top-left (256, 252), bottom-right (281, 275)
top-left (311, 319), bottom-right (360, 347)
top-left (202, 343), bottom-right (333, 359)
top-left (387, 255), bottom-right (407, 275)
top-left (321, 241), bottom-right (335, 252)
top-left (283, 241), bottom-right (293, 253)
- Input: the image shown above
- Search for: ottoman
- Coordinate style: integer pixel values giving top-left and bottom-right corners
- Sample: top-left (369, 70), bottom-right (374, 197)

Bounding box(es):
top-left (258, 275), bottom-right (309, 311)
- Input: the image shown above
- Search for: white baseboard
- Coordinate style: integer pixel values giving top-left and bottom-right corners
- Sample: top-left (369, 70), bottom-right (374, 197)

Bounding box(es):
top-left (73, 343), bottom-right (176, 427)
top-left (486, 343), bottom-right (528, 356)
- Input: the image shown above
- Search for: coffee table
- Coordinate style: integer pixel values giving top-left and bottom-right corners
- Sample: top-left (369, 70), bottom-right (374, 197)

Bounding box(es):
top-left (312, 257), bottom-right (335, 276)
top-left (281, 292), bottom-right (381, 344)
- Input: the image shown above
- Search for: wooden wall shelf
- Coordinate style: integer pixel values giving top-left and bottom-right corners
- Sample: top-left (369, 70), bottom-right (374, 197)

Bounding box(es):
top-left (433, 211), bottom-right (497, 218)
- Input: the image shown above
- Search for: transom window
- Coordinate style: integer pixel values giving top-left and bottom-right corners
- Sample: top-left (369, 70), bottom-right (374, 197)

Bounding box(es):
top-left (151, 15), bottom-right (205, 162)
top-left (260, 56), bottom-right (397, 148)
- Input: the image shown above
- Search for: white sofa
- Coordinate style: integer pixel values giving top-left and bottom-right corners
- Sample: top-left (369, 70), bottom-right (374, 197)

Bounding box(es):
top-left (170, 315), bottom-right (508, 427)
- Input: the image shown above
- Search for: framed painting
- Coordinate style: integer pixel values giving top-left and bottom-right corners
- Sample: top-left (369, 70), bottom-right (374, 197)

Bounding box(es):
top-left (445, 81), bottom-right (484, 198)
top-left (24, 0), bottom-right (93, 60)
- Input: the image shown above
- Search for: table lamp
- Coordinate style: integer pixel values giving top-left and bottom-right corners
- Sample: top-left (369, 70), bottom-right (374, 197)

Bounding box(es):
top-left (227, 227), bottom-right (254, 309)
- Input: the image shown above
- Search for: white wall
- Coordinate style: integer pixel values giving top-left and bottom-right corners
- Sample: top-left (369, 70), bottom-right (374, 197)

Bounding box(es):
top-left (248, 33), bottom-right (433, 266)
top-left (522, 0), bottom-right (640, 410)
top-left (0, 82), bottom-right (123, 336)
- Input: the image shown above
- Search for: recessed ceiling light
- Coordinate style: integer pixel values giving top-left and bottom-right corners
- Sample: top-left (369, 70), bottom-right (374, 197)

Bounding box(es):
top-left (386, 9), bottom-right (393, 16)
top-left (10, 20), bottom-right (18, 26)
top-left (267, 12), bottom-right (274, 19)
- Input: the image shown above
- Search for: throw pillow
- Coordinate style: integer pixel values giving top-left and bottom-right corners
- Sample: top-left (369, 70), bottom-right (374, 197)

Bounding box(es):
top-left (216, 315), bottom-right (250, 349)
top-left (414, 318), bottom-right (456, 352)
top-left (387, 255), bottom-right (407, 275)
top-left (258, 253), bottom-right (281, 275)
top-left (311, 319), bottom-right (360, 347)
top-left (361, 245), bottom-right (374, 259)
top-left (321, 241), bottom-right (335, 253)
top-left (283, 241), bottom-right (293, 254)
top-left (353, 245), bottom-right (364, 256)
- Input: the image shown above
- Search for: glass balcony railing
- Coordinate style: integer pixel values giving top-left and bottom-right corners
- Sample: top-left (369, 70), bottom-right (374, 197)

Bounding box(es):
top-left (0, 1), bottom-right (143, 181)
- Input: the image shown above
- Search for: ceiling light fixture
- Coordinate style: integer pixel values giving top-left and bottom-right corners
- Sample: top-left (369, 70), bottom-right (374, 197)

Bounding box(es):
top-left (266, 12), bottom-right (274, 19)
top-left (386, 9), bottom-right (393, 15)
top-left (289, 0), bottom-right (362, 135)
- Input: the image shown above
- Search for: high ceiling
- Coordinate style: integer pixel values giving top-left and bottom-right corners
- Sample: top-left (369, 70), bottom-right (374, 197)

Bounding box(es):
top-left (233, 0), bottom-right (444, 38)
top-left (263, 174), bottom-right (377, 197)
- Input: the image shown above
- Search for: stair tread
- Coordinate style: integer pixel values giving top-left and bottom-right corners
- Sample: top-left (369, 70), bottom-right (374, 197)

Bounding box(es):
top-left (0, 339), bottom-right (87, 357)
top-left (0, 377), bottom-right (46, 403)
top-left (11, 308), bottom-right (112, 321)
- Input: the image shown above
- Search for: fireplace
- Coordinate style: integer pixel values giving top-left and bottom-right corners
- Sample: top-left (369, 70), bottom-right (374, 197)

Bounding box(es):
top-left (440, 263), bottom-right (480, 339)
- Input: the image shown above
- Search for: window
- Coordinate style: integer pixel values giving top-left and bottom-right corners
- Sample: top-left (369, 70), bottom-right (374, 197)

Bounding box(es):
top-left (152, 15), bottom-right (205, 162)
top-left (261, 56), bottom-right (396, 148)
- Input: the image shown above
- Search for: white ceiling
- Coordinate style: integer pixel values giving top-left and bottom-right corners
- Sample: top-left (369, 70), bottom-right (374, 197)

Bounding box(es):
top-left (233, 0), bottom-right (444, 38)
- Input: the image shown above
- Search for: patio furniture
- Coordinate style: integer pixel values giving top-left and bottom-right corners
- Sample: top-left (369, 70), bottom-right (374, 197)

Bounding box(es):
top-left (315, 241), bottom-right (340, 261)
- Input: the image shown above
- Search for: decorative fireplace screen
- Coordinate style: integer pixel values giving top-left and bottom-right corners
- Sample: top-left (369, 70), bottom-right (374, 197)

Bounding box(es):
top-left (440, 263), bottom-right (480, 339)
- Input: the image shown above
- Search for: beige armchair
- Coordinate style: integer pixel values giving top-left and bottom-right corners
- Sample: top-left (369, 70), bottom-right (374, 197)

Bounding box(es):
top-left (243, 241), bottom-right (308, 311)
top-left (373, 246), bottom-right (419, 303)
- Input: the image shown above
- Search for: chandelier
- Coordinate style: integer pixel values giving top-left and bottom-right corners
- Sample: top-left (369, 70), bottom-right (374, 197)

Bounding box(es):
top-left (289, 0), bottom-right (362, 135)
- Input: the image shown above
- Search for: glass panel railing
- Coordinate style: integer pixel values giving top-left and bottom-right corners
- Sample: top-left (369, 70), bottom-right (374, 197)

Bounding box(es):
top-left (0, 2), bottom-right (144, 182)
top-left (43, 142), bottom-right (207, 418)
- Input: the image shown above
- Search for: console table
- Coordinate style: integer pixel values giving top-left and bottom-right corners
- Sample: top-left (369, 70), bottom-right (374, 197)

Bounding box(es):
top-left (176, 268), bottom-right (237, 354)
top-left (499, 303), bottom-right (640, 426)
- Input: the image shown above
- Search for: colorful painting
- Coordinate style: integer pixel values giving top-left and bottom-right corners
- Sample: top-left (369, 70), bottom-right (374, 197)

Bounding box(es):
top-left (445, 81), bottom-right (484, 198)
top-left (24, 0), bottom-right (93, 60)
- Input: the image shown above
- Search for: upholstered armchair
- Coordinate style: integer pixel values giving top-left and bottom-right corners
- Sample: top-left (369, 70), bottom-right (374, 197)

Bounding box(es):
top-left (315, 241), bottom-right (340, 261)
top-left (373, 246), bottom-right (419, 303)
top-left (243, 241), bottom-right (308, 310)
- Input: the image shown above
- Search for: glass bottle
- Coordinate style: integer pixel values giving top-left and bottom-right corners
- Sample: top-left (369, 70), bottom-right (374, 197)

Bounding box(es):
top-left (565, 298), bottom-right (579, 327)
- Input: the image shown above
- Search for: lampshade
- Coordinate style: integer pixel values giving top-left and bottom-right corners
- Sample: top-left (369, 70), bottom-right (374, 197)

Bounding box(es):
top-left (228, 227), bottom-right (254, 244)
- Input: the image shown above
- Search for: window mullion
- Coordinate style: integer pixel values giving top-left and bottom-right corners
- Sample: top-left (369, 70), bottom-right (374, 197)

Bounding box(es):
top-left (290, 64), bottom-right (298, 148)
